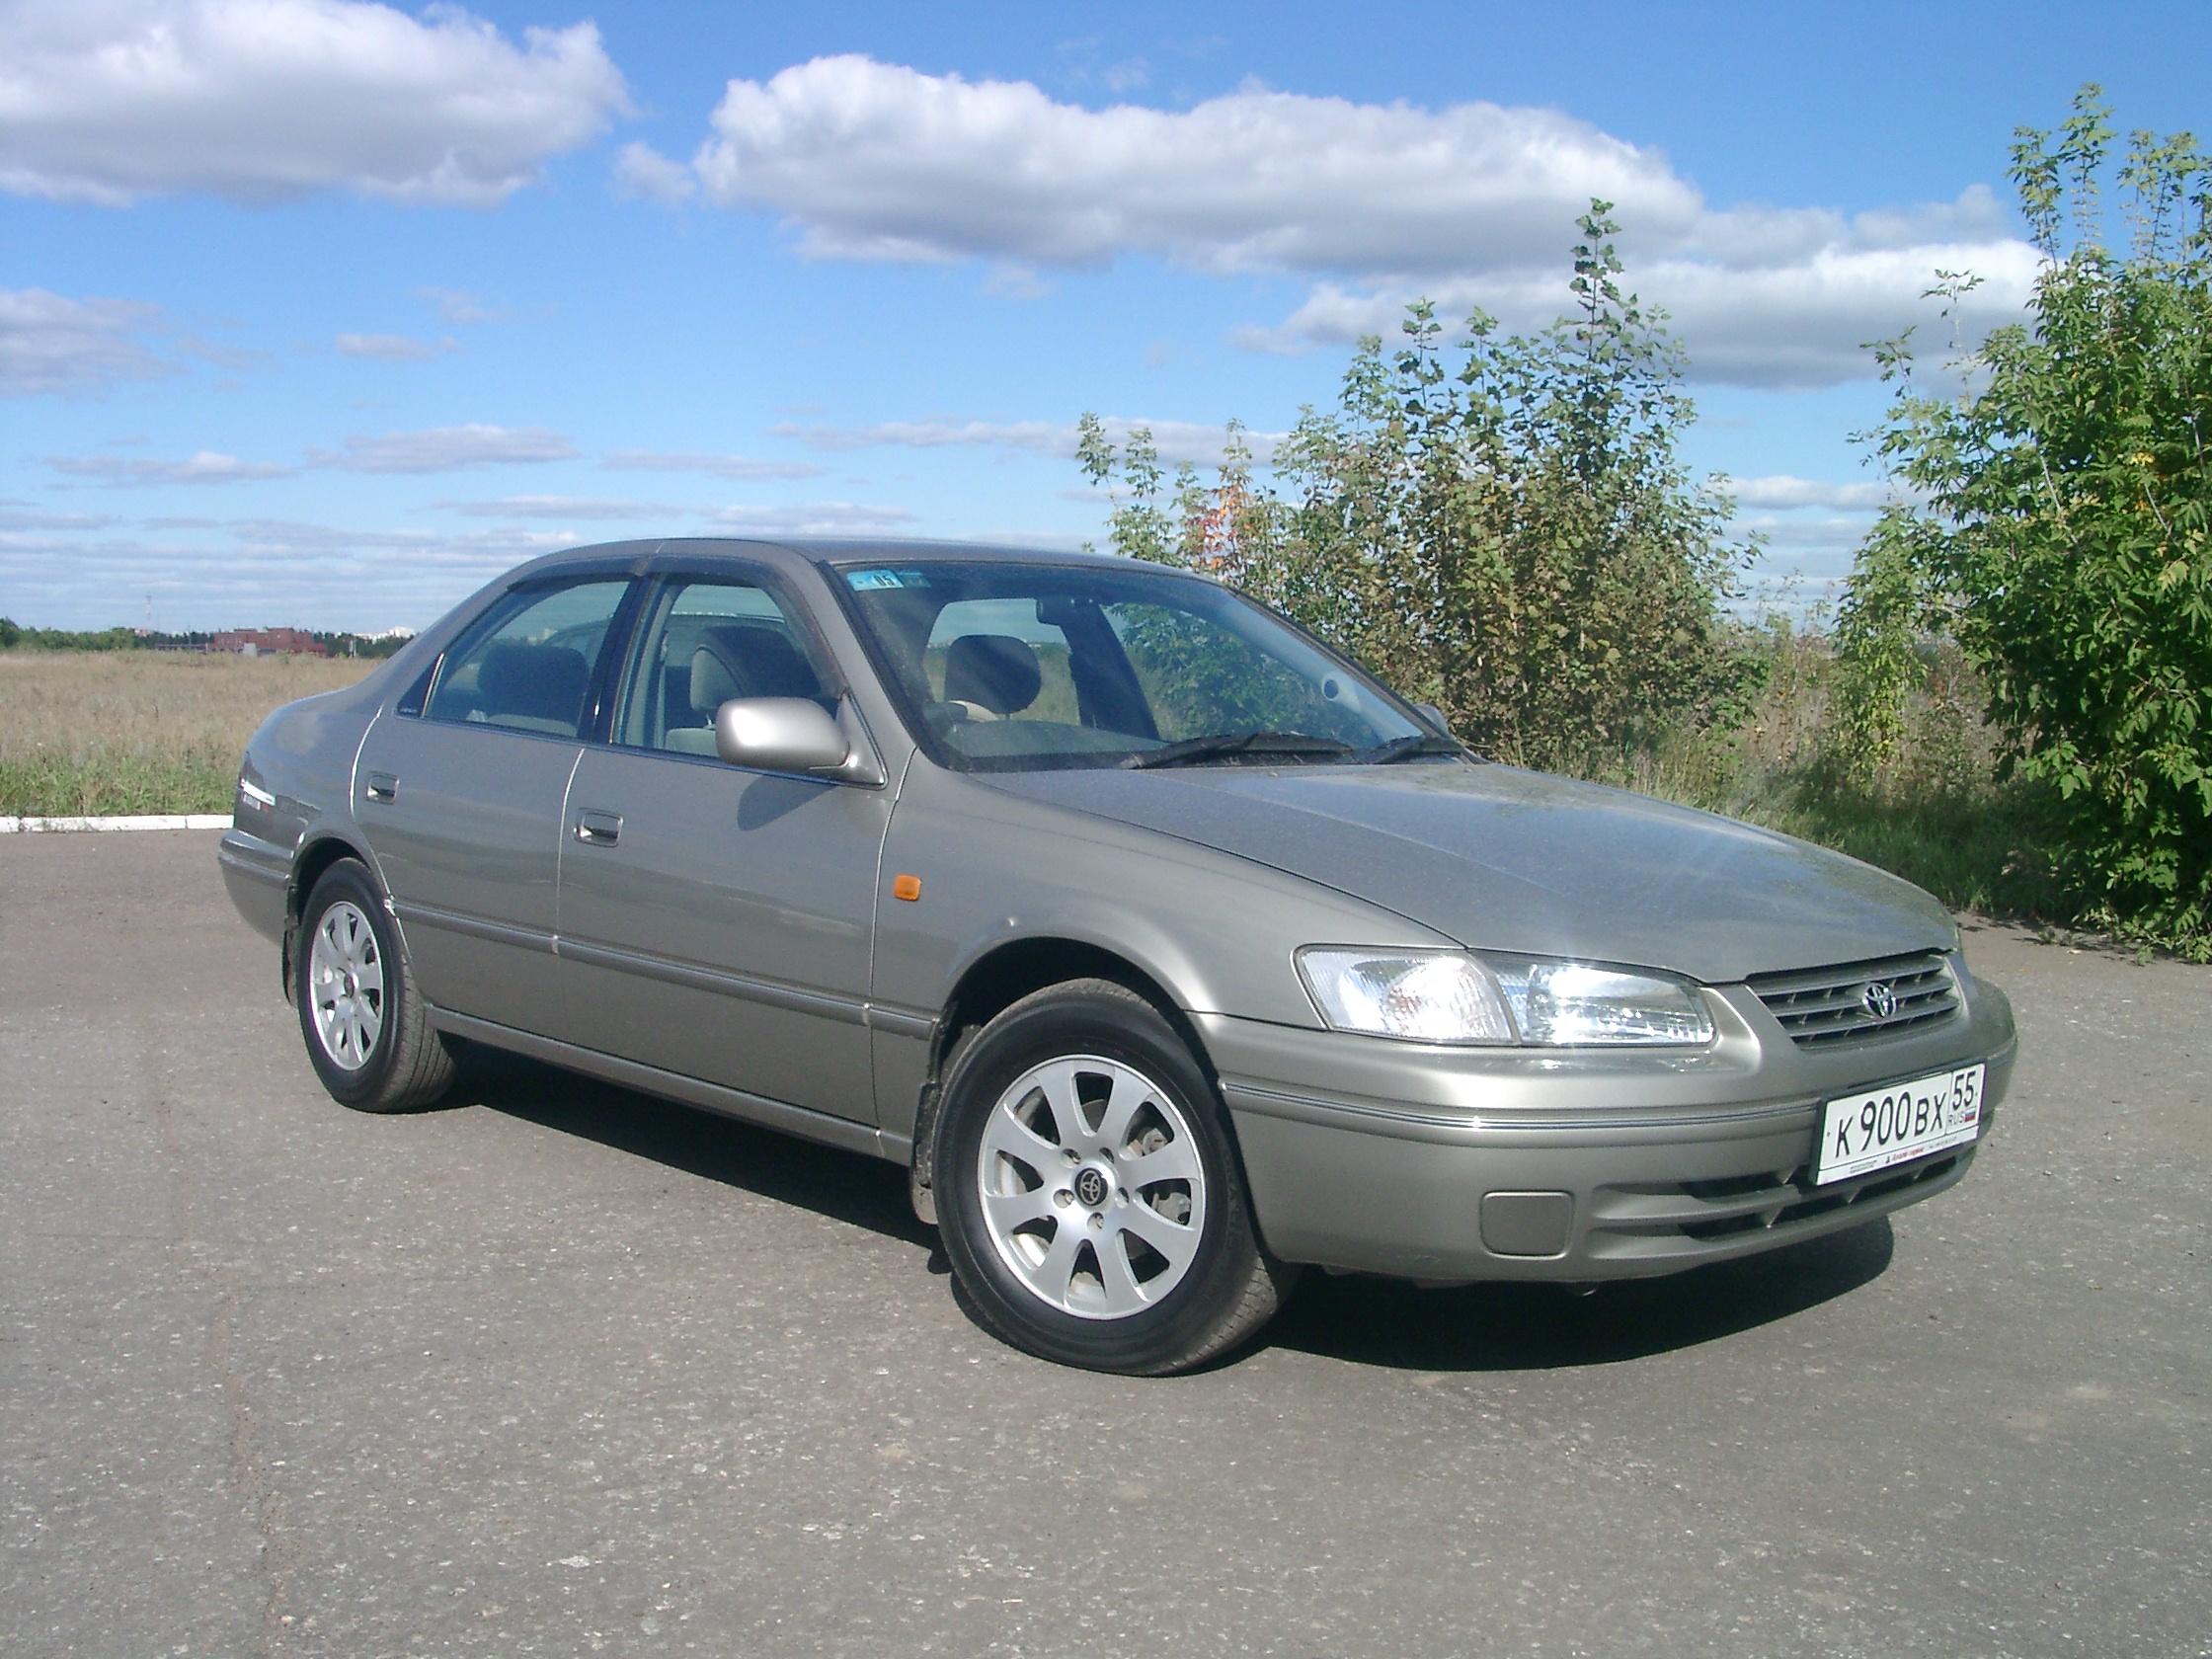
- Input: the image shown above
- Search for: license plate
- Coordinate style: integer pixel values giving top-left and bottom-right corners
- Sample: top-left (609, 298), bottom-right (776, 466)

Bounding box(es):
top-left (1814, 1063), bottom-right (1985, 1186)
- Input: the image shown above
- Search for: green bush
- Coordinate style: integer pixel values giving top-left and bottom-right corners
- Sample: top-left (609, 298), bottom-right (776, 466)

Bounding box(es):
top-left (1838, 88), bottom-right (2212, 958)
top-left (1079, 205), bottom-right (1765, 777)
top-left (0, 618), bottom-right (139, 651)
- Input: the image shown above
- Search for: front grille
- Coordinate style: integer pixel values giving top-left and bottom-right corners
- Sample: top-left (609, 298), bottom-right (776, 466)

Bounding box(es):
top-left (1674, 1152), bottom-right (1964, 1240)
top-left (1747, 950), bottom-right (1960, 1048)
top-left (1585, 1147), bottom-right (1976, 1259)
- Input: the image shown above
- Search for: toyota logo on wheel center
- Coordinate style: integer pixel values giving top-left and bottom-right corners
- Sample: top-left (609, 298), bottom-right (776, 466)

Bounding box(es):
top-left (1860, 980), bottom-right (1898, 1020)
top-left (1073, 1166), bottom-right (1111, 1208)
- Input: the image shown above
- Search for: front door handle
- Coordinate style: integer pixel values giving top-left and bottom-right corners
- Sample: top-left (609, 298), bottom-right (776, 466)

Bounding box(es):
top-left (575, 809), bottom-right (622, 846)
top-left (365, 771), bottom-right (398, 803)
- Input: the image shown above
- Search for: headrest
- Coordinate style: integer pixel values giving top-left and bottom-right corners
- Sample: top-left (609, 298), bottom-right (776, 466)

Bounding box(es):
top-left (476, 641), bottom-right (590, 728)
top-left (690, 622), bottom-right (821, 712)
top-left (943, 633), bottom-right (1042, 716)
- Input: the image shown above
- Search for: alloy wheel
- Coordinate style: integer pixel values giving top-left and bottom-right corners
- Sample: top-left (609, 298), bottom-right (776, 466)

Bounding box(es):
top-left (308, 899), bottom-right (385, 1071)
top-left (974, 1054), bottom-right (1209, 1320)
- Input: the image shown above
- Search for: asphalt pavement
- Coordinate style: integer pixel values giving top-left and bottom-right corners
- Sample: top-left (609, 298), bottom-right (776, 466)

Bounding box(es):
top-left (2, 830), bottom-right (2206, 1658)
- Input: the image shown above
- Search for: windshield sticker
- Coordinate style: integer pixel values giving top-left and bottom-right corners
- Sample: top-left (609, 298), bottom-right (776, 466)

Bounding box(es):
top-left (846, 568), bottom-right (929, 592)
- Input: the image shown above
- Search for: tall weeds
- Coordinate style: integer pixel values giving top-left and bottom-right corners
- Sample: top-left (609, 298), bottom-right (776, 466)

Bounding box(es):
top-left (1626, 623), bottom-right (2068, 925)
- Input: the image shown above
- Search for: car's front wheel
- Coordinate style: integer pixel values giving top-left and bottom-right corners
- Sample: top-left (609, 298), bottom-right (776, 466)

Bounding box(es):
top-left (294, 859), bottom-right (456, 1113)
top-left (933, 980), bottom-right (1295, 1374)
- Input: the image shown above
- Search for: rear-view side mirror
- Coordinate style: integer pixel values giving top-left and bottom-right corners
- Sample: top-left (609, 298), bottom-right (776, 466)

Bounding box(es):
top-left (714, 697), bottom-right (850, 775)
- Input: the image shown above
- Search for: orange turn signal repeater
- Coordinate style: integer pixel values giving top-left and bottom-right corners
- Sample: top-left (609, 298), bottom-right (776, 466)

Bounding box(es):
top-left (892, 873), bottom-right (923, 903)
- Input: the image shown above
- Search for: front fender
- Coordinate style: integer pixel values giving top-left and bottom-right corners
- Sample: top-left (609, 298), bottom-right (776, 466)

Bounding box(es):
top-left (874, 764), bottom-right (1453, 1033)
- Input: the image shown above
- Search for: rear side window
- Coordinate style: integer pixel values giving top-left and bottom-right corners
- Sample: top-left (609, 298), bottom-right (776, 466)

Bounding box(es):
top-left (424, 579), bottom-right (631, 739)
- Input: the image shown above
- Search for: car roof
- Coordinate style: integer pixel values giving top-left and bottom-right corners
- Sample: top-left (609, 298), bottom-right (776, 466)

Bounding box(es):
top-left (506, 535), bottom-right (1173, 583)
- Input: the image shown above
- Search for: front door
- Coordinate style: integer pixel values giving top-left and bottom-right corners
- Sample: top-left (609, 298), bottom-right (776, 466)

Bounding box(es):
top-left (354, 575), bottom-right (633, 1036)
top-left (554, 572), bottom-right (889, 1122)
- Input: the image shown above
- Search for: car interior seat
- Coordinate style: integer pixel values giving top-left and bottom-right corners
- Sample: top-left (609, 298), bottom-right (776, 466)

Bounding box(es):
top-left (475, 641), bottom-right (592, 735)
top-left (941, 634), bottom-right (1042, 722)
top-left (669, 621), bottom-right (827, 752)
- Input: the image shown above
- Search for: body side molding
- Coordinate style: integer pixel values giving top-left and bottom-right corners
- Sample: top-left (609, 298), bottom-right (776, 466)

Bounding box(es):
top-left (432, 1007), bottom-right (908, 1163)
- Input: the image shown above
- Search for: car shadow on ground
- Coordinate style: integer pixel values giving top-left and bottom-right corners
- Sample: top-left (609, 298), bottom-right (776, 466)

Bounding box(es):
top-left (447, 1047), bottom-right (1892, 1374)
top-left (449, 1047), bottom-right (942, 1258)
top-left (1258, 1220), bottom-right (1894, 1373)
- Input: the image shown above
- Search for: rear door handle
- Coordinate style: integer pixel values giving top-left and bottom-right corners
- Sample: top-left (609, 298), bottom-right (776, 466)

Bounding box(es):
top-left (575, 809), bottom-right (622, 846)
top-left (365, 771), bottom-right (398, 803)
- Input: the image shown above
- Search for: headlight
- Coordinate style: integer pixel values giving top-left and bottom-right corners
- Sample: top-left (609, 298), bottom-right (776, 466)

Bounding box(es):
top-left (1297, 948), bottom-right (1712, 1047)
top-left (1485, 958), bottom-right (1714, 1046)
top-left (1296, 948), bottom-right (1516, 1043)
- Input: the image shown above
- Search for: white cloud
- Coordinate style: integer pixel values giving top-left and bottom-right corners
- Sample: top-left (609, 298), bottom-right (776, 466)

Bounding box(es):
top-left (781, 418), bottom-right (1065, 453)
top-left (416, 285), bottom-right (507, 324)
top-left (0, 500), bottom-right (117, 529)
top-left (1245, 238), bottom-right (2042, 388)
top-left (1720, 474), bottom-right (1894, 512)
top-left (601, 449), bottom-right (822, 480)
top-left (176, 332), bottom-right (272, 370)
top-left (314, 424), bottom-right (575, 473)
top-left (226, 516), bottom-right (572, 557)
top-left (695, 56), bottom-right (1691, 273)
top-left (46, 448), bottom-right (293, 483)
top-left (1099, 59), bottom-right (1149, 95)
top-left (0, 0), bottom-right (630, 207)
top-left (1737, 514), bottom-right (1882, 549)
top-left (443, 495), bottom-right (672, 520)
top-left (683, 55), bottom-right (2039, 387)
top-left (0, 503), bottom-right (968, 627)
top-left (774, 416), bottom-right (1280, 467)
top-left (1, 287), bottom-right (170, 396)
top-left (699, 502), bottom-right (916, 536)
top-left (610, 140), bottom-right (694, 204)
top-left (982, 265), bottom-right (1053, 300)
top-left (1735, 514), bottom-right (1879, 608)
top-left (335, 331), bottom-right (454, 361)
top-left (0, 514), bottom-right (578, 627)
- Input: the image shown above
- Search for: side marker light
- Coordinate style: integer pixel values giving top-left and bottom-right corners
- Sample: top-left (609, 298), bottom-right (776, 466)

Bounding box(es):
top-left (893, 873), bottom-right (922, 902)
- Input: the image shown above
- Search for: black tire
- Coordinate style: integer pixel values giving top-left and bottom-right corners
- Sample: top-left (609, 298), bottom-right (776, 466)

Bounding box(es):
top-left (933, 979), bottom-right (1296, 1374)
top-left (294, 859), bottom-right (456, 1113)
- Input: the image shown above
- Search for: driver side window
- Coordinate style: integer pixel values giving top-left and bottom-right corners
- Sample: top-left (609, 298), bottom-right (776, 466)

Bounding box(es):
top-left (616, 576), bottom-right (832, 753)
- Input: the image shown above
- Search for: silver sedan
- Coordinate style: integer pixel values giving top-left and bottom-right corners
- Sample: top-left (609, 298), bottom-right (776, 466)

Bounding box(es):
top-left (219, 539), bottom-right (2016, 1374)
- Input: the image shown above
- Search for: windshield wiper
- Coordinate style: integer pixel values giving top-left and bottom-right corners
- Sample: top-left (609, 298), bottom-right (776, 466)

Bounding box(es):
top-left (1357, 733), bottom-right (1469, 764)
top-left (1124, 732), bottom-right (1357, 770)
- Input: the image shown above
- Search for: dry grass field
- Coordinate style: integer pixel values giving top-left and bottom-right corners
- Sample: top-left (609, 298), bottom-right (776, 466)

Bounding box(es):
top-left (0, 637), bottom-right (2066, 936)
top-left (0, 651), bottom-right (380, 816)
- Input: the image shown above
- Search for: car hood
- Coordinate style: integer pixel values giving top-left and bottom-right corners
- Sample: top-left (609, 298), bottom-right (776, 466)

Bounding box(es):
top-left (978, 760), bottom-right (1957, 985)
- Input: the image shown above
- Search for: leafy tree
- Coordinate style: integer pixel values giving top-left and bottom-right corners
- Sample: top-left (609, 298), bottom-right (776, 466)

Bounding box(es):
top-left (1076, 415), bottom-right (1177, 565)
top-left (0, 621), bottom-right (137, 651)
top-left (1080, 204), bottom-right (1760, 775)
top-left (1838, 87), bottom-right (2212, 954)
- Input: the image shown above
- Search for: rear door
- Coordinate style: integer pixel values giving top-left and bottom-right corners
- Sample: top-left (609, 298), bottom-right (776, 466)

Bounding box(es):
top-left (355, 574), bottom-right (635, 1036)
top-left (554, 568), bottom-right (890, 1122)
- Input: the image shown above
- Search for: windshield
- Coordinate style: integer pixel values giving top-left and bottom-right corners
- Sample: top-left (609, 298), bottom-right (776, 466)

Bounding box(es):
top-left (835, 560), bottom-right (1430, 771)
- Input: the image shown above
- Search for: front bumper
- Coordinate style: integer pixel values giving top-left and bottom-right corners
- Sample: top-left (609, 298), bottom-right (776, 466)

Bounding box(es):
top-left (1202, 965), bottom-right (2016, 1283)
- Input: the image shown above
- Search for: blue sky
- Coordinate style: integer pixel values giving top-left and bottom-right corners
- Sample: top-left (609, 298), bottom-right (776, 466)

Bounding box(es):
top-left (4, 0), bottom-right (2206, 631)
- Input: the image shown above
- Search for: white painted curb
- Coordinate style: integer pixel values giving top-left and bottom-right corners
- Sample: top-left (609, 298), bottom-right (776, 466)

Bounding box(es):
top-left (0, 814), bottom-right (231, 833)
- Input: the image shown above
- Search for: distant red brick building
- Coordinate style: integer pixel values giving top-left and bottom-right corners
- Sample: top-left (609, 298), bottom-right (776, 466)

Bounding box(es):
top-left (208, 627), bottom-right (325, 657)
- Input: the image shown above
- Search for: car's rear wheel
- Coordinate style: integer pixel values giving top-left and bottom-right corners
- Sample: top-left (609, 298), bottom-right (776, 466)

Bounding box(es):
top-left (295, 859), bottom-right (456, 1113)
top-left (933, 980), bottom-right (1295, 1374)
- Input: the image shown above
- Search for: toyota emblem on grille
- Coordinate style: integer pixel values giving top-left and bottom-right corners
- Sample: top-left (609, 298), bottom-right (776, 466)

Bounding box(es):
top-left (1859, 980), bottom-right (1898, 1021)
